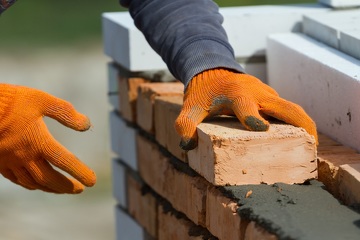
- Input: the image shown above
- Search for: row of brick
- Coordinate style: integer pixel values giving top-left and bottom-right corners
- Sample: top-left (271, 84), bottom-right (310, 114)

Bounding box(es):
top-left (110, 104), bottom-right (360, 239)
top-left (111, 120), bottom-right (277, 240)
top-left (109, 57), bottom-right (360, 207)
top-left (109, 63), bottom-right (318, 185)
top-left (109, 67), bottom-right (360, 240)
top-left (114, 158), bottom-right (216, 240)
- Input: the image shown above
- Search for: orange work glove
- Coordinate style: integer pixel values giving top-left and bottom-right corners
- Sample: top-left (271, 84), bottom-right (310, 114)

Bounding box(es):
top-left (0, 83), bottom-right (96, 193)
top-left (175, 68), bottom-right (317, 150)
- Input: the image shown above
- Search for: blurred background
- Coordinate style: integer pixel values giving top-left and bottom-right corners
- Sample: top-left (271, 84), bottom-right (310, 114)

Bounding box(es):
top-left (0, 0), bottom-right (315, 239)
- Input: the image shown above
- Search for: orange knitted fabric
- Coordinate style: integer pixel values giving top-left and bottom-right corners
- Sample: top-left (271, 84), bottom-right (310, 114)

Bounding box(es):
top-left (0, 84), bottom-right (96, 193)
top-left (175, 69), bottom-right (317, 150)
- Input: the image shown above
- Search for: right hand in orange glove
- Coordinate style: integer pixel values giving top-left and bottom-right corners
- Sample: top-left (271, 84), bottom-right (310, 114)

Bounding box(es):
top-left (175, 68), bottom-right (317, 150)
top-left (0, 83), bottom-right (96, 193)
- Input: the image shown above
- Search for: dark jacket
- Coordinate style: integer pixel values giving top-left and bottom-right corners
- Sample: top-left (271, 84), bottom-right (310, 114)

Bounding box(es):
top-left (120, 0), bottom-right (244, 88)
top-left (0, 0), bottom-right (17, 14)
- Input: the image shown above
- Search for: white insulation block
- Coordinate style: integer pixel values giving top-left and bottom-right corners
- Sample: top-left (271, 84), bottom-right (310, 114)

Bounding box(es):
top-left (112, 159), bottom-right (127, 208)
top-left (303, 9), bottom-right (360, 60)
top-left (108, 62), bottom-right (121, 111)
top-left (318, 0), bottom-right (360, 8)
top-left (115, 206), bottom-right (145, 240)
top-left (267, 33), bottom-right (360, 152)
top-left (109, 111), bottom-right (137, 170)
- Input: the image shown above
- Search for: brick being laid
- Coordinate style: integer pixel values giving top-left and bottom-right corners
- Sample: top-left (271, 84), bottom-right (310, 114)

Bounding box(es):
top-left (152, 92), bottom-right (317, 185)
top-left (136, 81), bottom-right (184, 133)
top-left (188, 118), bottom-right (317, 185)
top-left (267, 32), bottom-right (360, 153)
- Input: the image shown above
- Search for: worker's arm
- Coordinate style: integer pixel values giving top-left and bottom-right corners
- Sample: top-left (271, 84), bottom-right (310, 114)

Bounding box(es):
top-left (121, 0), bottom-right (318, 150)
top-left (0, 84), bottom-right (96, 193)
top-left (0, 0), bottom-right (17, 14)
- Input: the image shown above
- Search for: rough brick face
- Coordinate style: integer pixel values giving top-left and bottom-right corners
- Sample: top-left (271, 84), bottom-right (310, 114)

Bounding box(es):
top-left (119, 77), bottom-right (149, 122)
top-left (136, 134), bottom-right (207, 226)
top-left (136, 82), bottom-right (183, 133)
top-left (188, 119), bottom-right (317, 185)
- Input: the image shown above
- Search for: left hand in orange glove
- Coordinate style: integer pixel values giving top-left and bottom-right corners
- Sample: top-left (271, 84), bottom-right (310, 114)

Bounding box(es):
top-left (175, 68), bottom-right (317, 150)
top-left (0, 83), bottom-right (96, 193)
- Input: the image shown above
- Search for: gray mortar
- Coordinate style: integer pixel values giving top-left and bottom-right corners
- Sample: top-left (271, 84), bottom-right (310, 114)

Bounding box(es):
top-left (222, 180), bottom-right (360, 240)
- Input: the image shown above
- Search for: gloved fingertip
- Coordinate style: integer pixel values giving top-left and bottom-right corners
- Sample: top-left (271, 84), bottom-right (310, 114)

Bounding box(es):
top-left (179, 138), bottom-right (198, 151)
top-left (76, 115), bottom-right (91, 132)
top-left (82, 170), bottom-right (97, 187)
top-left (244, 116), bottom-right (269, 131)
top-left (72, 186), bottom-right (84, 194)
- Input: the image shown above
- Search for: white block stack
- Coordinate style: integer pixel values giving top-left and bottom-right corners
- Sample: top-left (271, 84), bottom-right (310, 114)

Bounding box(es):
top-left (303, 9), bottom-right (360, 60)
top-left (318, 0), bottom-right (360, 8)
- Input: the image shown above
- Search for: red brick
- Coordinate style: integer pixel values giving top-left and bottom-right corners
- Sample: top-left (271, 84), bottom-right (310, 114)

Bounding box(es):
top-left (154, 95), bottom-right (187, 162)
top-left (206, 185), bottom-right (242, 240)
top-left (136, 82), bottom-right (183, 133)
top-left (158, 203), bottom-right (211, 240)
top-left (127, 171), bottom-right (158, 238)
top-left (188, 119), bottom-right (317, 185)
top-left (136, 134), bottom-right (207, 226)
top-left (317, 134), bottom-right (360, 204)
top-left (119, 76), bottom-right (149, 122)
top-left (338, 163), bottom-right (360, 206)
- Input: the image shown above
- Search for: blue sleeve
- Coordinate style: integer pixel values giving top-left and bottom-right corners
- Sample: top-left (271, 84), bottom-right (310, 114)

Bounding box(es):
top-left (120, 0), bottom-right (244, 88)
top-left (0, 0), bottom-right (17, 14)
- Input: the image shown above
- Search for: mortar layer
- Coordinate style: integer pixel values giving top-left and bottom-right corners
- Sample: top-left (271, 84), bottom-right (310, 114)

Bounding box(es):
top-left (222, 180), bottom-right (360, 240)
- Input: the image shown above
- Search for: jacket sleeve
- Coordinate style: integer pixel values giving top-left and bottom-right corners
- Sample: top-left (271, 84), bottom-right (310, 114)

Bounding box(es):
top-left (0, 0), bottom-right (17, 14)
top-left (119, 0), bottom-right (244, 88)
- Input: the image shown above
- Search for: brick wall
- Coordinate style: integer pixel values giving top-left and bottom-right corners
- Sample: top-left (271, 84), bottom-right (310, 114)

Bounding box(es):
top-left (104, 2), bottom-right (360, 239)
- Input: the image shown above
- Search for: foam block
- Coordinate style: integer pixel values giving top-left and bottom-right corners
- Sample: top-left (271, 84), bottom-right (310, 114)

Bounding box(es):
top-left (303, 9), bottom-right (360, 60)
top-left (318, 0), bottom-right (360, 8)
top-left (267, 33), bottom-right (360, 152)
top-left (108, 62), bottom-right (120, 111)
top-left (112, 159), bottom-right (127, 208)
top-left (109, 111), bottom-right (138, 170)
top-left (115, 206), bottom-right (146, 240)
